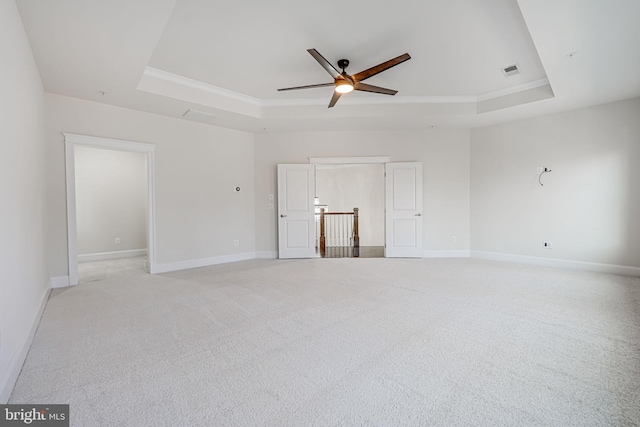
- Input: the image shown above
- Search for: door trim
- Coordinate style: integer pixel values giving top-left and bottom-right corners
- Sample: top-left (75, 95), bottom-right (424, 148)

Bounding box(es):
top-left (308, 156), bottom-right (390, 165)
top-left (64, 133), bottom-right (157, 285)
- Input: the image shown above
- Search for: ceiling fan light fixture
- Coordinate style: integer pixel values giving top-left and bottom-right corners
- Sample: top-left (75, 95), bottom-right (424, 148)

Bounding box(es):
top-left (335, 81), bottom-right (354, 94)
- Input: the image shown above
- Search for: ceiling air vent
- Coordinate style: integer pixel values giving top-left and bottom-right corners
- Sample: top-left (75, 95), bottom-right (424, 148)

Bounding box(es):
top-left (182, 109), bottom-right (216, 123)
top-left (502, 64), bottom-right (521, 77)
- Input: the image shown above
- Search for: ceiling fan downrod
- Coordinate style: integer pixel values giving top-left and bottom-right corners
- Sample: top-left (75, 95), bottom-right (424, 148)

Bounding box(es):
top-left (337, 59), bottom-right (350, 75)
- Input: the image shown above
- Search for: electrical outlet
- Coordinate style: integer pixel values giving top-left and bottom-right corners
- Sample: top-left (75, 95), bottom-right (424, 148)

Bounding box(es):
top-left (234, 240), bottom-right (239, 247)
top-left (269, 203), bottom-right (274, 209)
top-left (543, 241), bottom-right (553, 248)
top-left (451, 236), bottom-right (457, 243)
top-left (268, 194), bottom-right (274, 201)
top-left (115, 238), bottom-right (121, 245)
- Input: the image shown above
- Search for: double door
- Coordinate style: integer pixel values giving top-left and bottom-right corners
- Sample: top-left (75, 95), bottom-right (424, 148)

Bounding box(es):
top-left (277, 162), bottom-right (423, 259)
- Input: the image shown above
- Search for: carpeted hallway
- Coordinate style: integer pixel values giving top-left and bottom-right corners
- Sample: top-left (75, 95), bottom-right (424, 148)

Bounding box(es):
top-left (9, 257), bottom-right (640, 426)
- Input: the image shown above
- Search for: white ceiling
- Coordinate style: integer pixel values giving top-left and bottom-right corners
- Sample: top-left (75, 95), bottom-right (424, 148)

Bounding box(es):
top-left (16, 0), bottom-right (640, 133)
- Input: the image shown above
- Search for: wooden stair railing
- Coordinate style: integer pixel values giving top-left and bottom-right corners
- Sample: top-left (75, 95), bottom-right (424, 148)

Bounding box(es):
top-left (318, 208), bottom-right (359, 257)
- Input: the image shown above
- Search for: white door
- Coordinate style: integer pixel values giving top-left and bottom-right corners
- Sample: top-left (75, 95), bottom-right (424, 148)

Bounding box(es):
top-left (385, 162), bottom-right (423, 257)
top-left (277, 164), bottom-right (316, 259)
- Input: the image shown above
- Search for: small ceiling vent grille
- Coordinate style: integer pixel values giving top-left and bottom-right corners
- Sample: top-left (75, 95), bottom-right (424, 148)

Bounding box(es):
top-left (182, 109), bottom-right (216, 123)
top-left (502, 64), bottom-right (521, 77)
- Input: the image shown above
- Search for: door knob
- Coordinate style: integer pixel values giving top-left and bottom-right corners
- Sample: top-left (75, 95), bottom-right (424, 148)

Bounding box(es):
top-left (280, 214), bottom-right (287, 218)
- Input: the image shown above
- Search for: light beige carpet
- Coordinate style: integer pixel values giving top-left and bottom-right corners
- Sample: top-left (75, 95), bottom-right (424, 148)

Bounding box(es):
top-left (10, 257), bottom-right (640, 426)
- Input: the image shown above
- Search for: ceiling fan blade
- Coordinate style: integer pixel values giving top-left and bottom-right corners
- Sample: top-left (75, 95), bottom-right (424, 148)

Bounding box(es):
top-left (328, 91), bottom-right (342, 108)
top-left (351, 53), bottom-right (411, 82)
top-left (278, 82), bottom-right (334, 91)
top-left (307, 49), bottom-right (341, 79)
top-left (354, 82), bottom-right (398, 95)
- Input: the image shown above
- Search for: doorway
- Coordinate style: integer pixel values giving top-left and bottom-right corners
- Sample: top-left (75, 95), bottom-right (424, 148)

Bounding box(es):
top-left (315, 163), bottom-right (385, 258)
top-left (64, 133), bottom-right (157, 286)
top-left (74, 145), bottom-right (148, 282)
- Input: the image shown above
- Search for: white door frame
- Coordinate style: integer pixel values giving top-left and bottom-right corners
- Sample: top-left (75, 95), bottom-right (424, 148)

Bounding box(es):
top-left (308, 156), bottom-right (391, 165)
top-left (64, 133), bottom-right (157, 285)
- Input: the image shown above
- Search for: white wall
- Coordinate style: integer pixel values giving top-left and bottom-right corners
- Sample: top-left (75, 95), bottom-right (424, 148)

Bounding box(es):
top-left (316, 164), bottom-right (385, 246)
top-left (254, 130), bottom-right (471, 257)
top-left (471, 97), bottom-right (640, 269)
top-left (75, 146), bottom-right (147, 257)
top-left (0, 0), bottom-right (49, 402)
top-left (44, 93), bottom-right (255, 277)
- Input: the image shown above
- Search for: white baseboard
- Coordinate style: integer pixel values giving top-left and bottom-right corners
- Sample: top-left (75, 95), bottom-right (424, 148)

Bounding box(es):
top-left (255, 251), bottom-right (278, 259)
top-left (471, 250), bottom-right (640, 277)
top-left (153, 252), bottom-right (256, 274)
top-left (1, 288), bottom-right (50, 404)
top-left (50, 276), bottom-right (71, 288)
top-left (424, 250), bottom-right (471, 258)
top-left (78, 249), bottom-right (147, 263)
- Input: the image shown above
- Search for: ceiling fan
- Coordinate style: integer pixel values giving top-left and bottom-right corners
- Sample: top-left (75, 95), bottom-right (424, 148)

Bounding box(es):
top-left (278, 49), bottom-right (411, 108)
